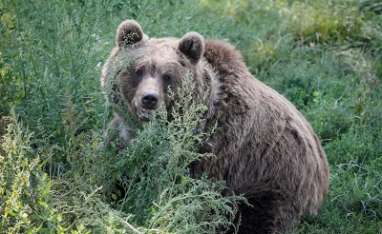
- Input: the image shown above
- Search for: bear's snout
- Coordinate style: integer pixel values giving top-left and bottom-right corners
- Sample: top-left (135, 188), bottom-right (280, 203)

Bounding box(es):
top-left (142, 92), bottom-right (159, 110)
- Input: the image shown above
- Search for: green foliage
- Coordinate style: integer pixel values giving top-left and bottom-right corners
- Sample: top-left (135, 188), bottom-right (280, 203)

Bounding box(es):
top-left (0, 117), bottom-right (65, 233)
top-left (282, 1), bottom-right (363, 43)
top-left (0, 0), bottom-right (382, 233)
top-left (0, 78), bottom-right (240, 233)
top-left (111, 78), bottom-right (240, 233)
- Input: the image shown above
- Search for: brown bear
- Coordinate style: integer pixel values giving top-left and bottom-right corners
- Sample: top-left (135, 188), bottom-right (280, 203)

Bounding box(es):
top-left (101, 19), bottom-right (330, 234)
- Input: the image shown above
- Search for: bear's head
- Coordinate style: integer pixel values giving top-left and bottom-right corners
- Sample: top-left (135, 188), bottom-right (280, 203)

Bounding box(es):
top-left (102, 19), bottom-right (206, 122)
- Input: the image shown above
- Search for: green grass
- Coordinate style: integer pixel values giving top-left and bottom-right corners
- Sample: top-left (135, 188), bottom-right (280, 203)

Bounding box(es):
top-left (1, 0), bottom-right (382, 233)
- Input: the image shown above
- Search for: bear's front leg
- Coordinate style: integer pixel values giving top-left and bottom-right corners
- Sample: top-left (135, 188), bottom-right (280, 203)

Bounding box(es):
top-left (104, 114), bottom-right (131, 151)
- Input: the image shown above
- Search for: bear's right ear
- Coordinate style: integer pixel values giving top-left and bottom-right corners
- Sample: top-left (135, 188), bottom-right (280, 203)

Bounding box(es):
top-left (116, 20), bottom-right (144, 48)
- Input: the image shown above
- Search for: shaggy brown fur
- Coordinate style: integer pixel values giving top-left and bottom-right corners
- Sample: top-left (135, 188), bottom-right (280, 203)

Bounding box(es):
top-left (101, 20), bottom-right (330, 234)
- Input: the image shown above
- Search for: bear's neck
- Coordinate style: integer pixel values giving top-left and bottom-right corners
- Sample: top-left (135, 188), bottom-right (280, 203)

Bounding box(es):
top-left (193, 61), bottom-right (220, 123)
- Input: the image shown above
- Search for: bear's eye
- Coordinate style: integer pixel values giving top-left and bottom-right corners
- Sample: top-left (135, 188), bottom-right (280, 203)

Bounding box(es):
top-left (162, 74), bottom-right (172, 82)
top-left (135, 66), bottom-right (145, 77)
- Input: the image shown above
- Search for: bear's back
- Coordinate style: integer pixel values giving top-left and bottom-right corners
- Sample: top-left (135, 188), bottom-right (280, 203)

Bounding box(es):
top-left (202, 39), bottom-right (329, 216)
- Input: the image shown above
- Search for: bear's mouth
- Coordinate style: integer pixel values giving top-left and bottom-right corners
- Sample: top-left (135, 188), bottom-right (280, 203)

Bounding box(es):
top-left (136, 108), bottom-right (154, 122)
top-left (131, 98), bottom-right (155, 122)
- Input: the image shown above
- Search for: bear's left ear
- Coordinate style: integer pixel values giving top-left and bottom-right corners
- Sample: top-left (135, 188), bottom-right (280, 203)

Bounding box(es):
top-left (116, 19), bottom-right (144, 47)
top-left (178, 32), bottom-right (205, 64)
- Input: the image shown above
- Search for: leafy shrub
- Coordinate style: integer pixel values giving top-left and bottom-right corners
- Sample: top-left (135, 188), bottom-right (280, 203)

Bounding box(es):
top-left (109, 77), bottom-right (241, 233)
top-left (0, 79), bottom-right (241, 233)
top-left (0, 117), bottom-right (65, 233)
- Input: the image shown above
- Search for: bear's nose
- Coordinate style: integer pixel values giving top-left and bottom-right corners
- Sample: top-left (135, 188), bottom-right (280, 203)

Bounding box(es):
top-left (142, 93), bottom-right (158, 110)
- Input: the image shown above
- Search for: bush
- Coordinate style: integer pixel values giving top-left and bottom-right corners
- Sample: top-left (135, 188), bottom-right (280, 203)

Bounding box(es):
top-left (0, 79), bottom-right (242, 233)
top-left (0, 117), bottom-right (65, 233)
